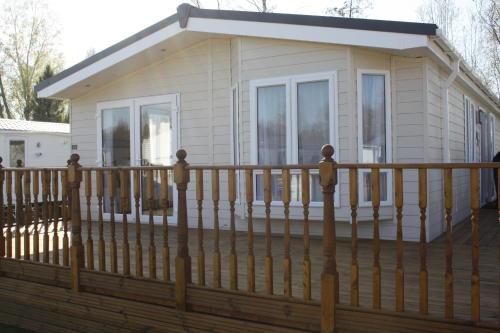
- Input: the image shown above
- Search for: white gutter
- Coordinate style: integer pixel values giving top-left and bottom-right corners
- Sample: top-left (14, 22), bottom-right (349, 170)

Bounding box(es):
top-left (442, 58), bottom-right (459, 163)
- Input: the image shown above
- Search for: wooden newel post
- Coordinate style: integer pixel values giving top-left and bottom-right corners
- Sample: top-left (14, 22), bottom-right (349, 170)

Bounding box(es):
top-left (174, 149), bottom-right (191, 311)
top-left (68, 154), bottom-right (84, 291)
top-left (319, 144), bottom-right (338, 333)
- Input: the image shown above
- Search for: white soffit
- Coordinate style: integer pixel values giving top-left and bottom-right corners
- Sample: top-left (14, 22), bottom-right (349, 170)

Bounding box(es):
top-left (186, 18), bottom-right (429, 50)
top-left (37, 23), bottom-right (183, 99)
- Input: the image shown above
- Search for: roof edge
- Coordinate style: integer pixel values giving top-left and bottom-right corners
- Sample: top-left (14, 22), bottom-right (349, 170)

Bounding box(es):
top-left (35, 12), bottom-right (180, 93)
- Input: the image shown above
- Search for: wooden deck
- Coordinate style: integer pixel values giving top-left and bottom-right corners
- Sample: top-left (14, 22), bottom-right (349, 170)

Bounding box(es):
top-left (5, 207), bottom-right (498, 331)
top-left (1, 154), bottom-right (499, 332)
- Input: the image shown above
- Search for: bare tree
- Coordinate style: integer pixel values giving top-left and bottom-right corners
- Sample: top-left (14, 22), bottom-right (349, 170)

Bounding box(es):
top-left (472, 0), bottom-right (500, 96)
top-left (326, 0), bottom-right (372, 18)
top-left (190, 0), bottom-right (203, 8)
top-left (246, 0), bottom-right (273, 13)
top-left (0, 0), bottom-right (62, 119)
top-left (417, 0), bottom-right (458, 44)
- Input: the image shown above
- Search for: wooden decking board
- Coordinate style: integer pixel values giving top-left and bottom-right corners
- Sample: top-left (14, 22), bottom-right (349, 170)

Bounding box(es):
top-left (0, 208), bottom-right (498, 331)
top-left (0, 277), bottom-right (308, 333)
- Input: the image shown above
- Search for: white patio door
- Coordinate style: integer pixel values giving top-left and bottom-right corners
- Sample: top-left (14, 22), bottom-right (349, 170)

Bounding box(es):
top-left (133, 95), bottom-right (179, 224)
top-left (97, 94), bottom-right (179, 224)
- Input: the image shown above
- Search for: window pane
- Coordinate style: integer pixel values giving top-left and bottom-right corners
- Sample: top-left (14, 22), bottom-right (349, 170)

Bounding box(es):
top-left (140, 103), bottom-right (173, 217)
top-left (102, 107), bottom-right (130, 213)
top-left (232, 88), bottom-right (239, 165)
top-left (102, 107), bottom-right (130, 167)
top-left (257, 85), bottom-right (286, 165)
top-left (9, 140), bottom-right (25, 167)
top-left (362, 171), bottom-right (388, 202)
top-left (256, 174), bottom-right (283, 201)
top-left (298, 80), bottom-right (329, 164)
top-left (362, 74), bottom-right (386, 163)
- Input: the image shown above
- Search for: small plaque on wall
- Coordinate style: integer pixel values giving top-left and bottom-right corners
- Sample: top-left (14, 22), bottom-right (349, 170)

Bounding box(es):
top-left (71, 145), bottom-right (78, 150)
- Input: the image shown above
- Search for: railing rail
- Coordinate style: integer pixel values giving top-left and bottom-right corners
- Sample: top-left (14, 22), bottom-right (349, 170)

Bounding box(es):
top-left (0, 146), bottom-right (499, 332)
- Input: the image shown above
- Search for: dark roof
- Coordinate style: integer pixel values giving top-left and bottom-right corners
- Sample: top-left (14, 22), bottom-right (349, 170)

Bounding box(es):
top-left (35, 4), bottom-right (437, 93)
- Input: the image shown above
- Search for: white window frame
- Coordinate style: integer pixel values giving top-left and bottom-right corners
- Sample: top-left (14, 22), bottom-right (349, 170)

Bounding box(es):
top-left (96, 94), bottom-right (180, 224)
top-left (230, 84), bottom-right (241, 203)
top-left (96, 98), bottom-right (135, 167)
top-left (230, 84), bottom-right (240, 166)
top-left (250, 71), bottom-right (339, 207)
top-left (464, 95), bottom-right (477, 163)
top-left (6, 137), bottom-right (27, 167)
top-left (357, 69), bottom-right (393, 207)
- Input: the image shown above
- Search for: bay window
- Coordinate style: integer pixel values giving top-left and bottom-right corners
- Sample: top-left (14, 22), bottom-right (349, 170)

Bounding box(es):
top-left (357, 70), bottom-right (392, 206)
top-left (250, 72), bottom-right (338, 204)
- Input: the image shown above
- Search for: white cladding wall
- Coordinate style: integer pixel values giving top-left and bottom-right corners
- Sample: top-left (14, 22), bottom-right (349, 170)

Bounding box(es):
top-left (0, 132), bottom-right (70, 167)
top-left (69, 35), bottom-right (499, 242)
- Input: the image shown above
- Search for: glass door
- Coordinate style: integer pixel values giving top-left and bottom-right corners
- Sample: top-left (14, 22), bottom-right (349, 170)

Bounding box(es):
top-left (134, 95), bottom-right (178, 224)
top-left (98, 100), bottom-right (134, 221)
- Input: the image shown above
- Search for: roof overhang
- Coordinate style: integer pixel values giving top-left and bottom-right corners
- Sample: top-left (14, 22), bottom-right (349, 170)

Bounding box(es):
top-left (36, 3), bottom-right (498, 112)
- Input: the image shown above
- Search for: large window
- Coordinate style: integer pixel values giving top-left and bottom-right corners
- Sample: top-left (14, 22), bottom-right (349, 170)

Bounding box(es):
top-left (251, 72), bottom-right (338, 204)
top-left (357, 70), bottom-right (392, 206)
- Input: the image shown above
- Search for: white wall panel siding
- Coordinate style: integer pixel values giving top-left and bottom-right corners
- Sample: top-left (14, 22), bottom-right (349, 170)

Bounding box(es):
top-left (70, 35), bottom-right (499, 241)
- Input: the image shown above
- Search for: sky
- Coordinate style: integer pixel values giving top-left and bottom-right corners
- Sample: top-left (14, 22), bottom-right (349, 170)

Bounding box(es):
top-left (5, 0), bottom-right (471, 68)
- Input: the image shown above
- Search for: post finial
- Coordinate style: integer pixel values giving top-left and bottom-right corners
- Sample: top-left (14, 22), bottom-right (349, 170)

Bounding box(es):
top-left (321, 144), bottom-right (334, 162)
top-left (16, 159), bottom-right (23, 168)
top-left (70, 153), bottom-right (80, 164)
top-left (176, 149), bottom-right (187, 163)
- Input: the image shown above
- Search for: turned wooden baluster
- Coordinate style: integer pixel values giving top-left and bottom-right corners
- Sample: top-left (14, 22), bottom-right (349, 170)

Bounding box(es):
top-left (61, 170), bottom-right (70, 266)
top-left (23, 169), bottom-right (32, 260)
top-left (146, 169), bottom-right (156, 279)
top-left (0, 159), bottom-right (4, 257)
top-left (32, 170), bottom-right (40, 262)
top-left (120, 169), bottom-right (130, 275)
top-left (5, 170), bottom-right (13, 258)
top-left (470, 168), bottom-right (480, 322)
top-left (196, 169), bottom-right (205, 286)
top-left (302, 169), bottom-right (311, 300)
top-left (133, 170), bottom-right (143, 277)
top-left (109, 170), bottom-right (118, 273)
top-left (319, 144), bottom-right (337, 333)
top-left (371, 168), bottom-right (381, 310)
top-left (395, 168), bottom-right (404, 312)
top-left (42, 170), bottom-right (50, 263)
top-left (349, 168), bottom-right (359, 307)
top-left (160, 169), bottom-right (170, 282)
top-left (246, 169), bottom-right (255, 292)
top-left (228, 169), bottom-right (238, 290)
top-left (282, 169), bottom-right (292, 297)
top-left (418, 168), bottom-right (428, 315)
top-left (14, 166), bottom-right (23, 259)
top-left (212, 169), bottom-right (221, 288)
top-left (444, 168), bottom-right (453, 319)
top-left (52, 170), bottom-right (59, 265)
top-left (263, 168), bottom-right (273, 295)
top-left (85, 170), bottom-right (94, 270)
top-left (96, 170), bottom-right (106, 271)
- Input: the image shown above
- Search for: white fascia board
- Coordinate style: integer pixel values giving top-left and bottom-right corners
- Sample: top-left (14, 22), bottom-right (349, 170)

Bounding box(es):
top-left (186, 17), bottom-right (428, 50)
top-left (37, 23), bottom-right (183, 98)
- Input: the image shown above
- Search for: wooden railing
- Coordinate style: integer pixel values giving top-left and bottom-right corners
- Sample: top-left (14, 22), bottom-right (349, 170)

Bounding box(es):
top-left (0, 147), bottom-right (499, 332)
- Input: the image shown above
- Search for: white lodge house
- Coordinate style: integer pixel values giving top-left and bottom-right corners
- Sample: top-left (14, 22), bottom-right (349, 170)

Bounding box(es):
top-left (36, 4), bottom-right (500, 242)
